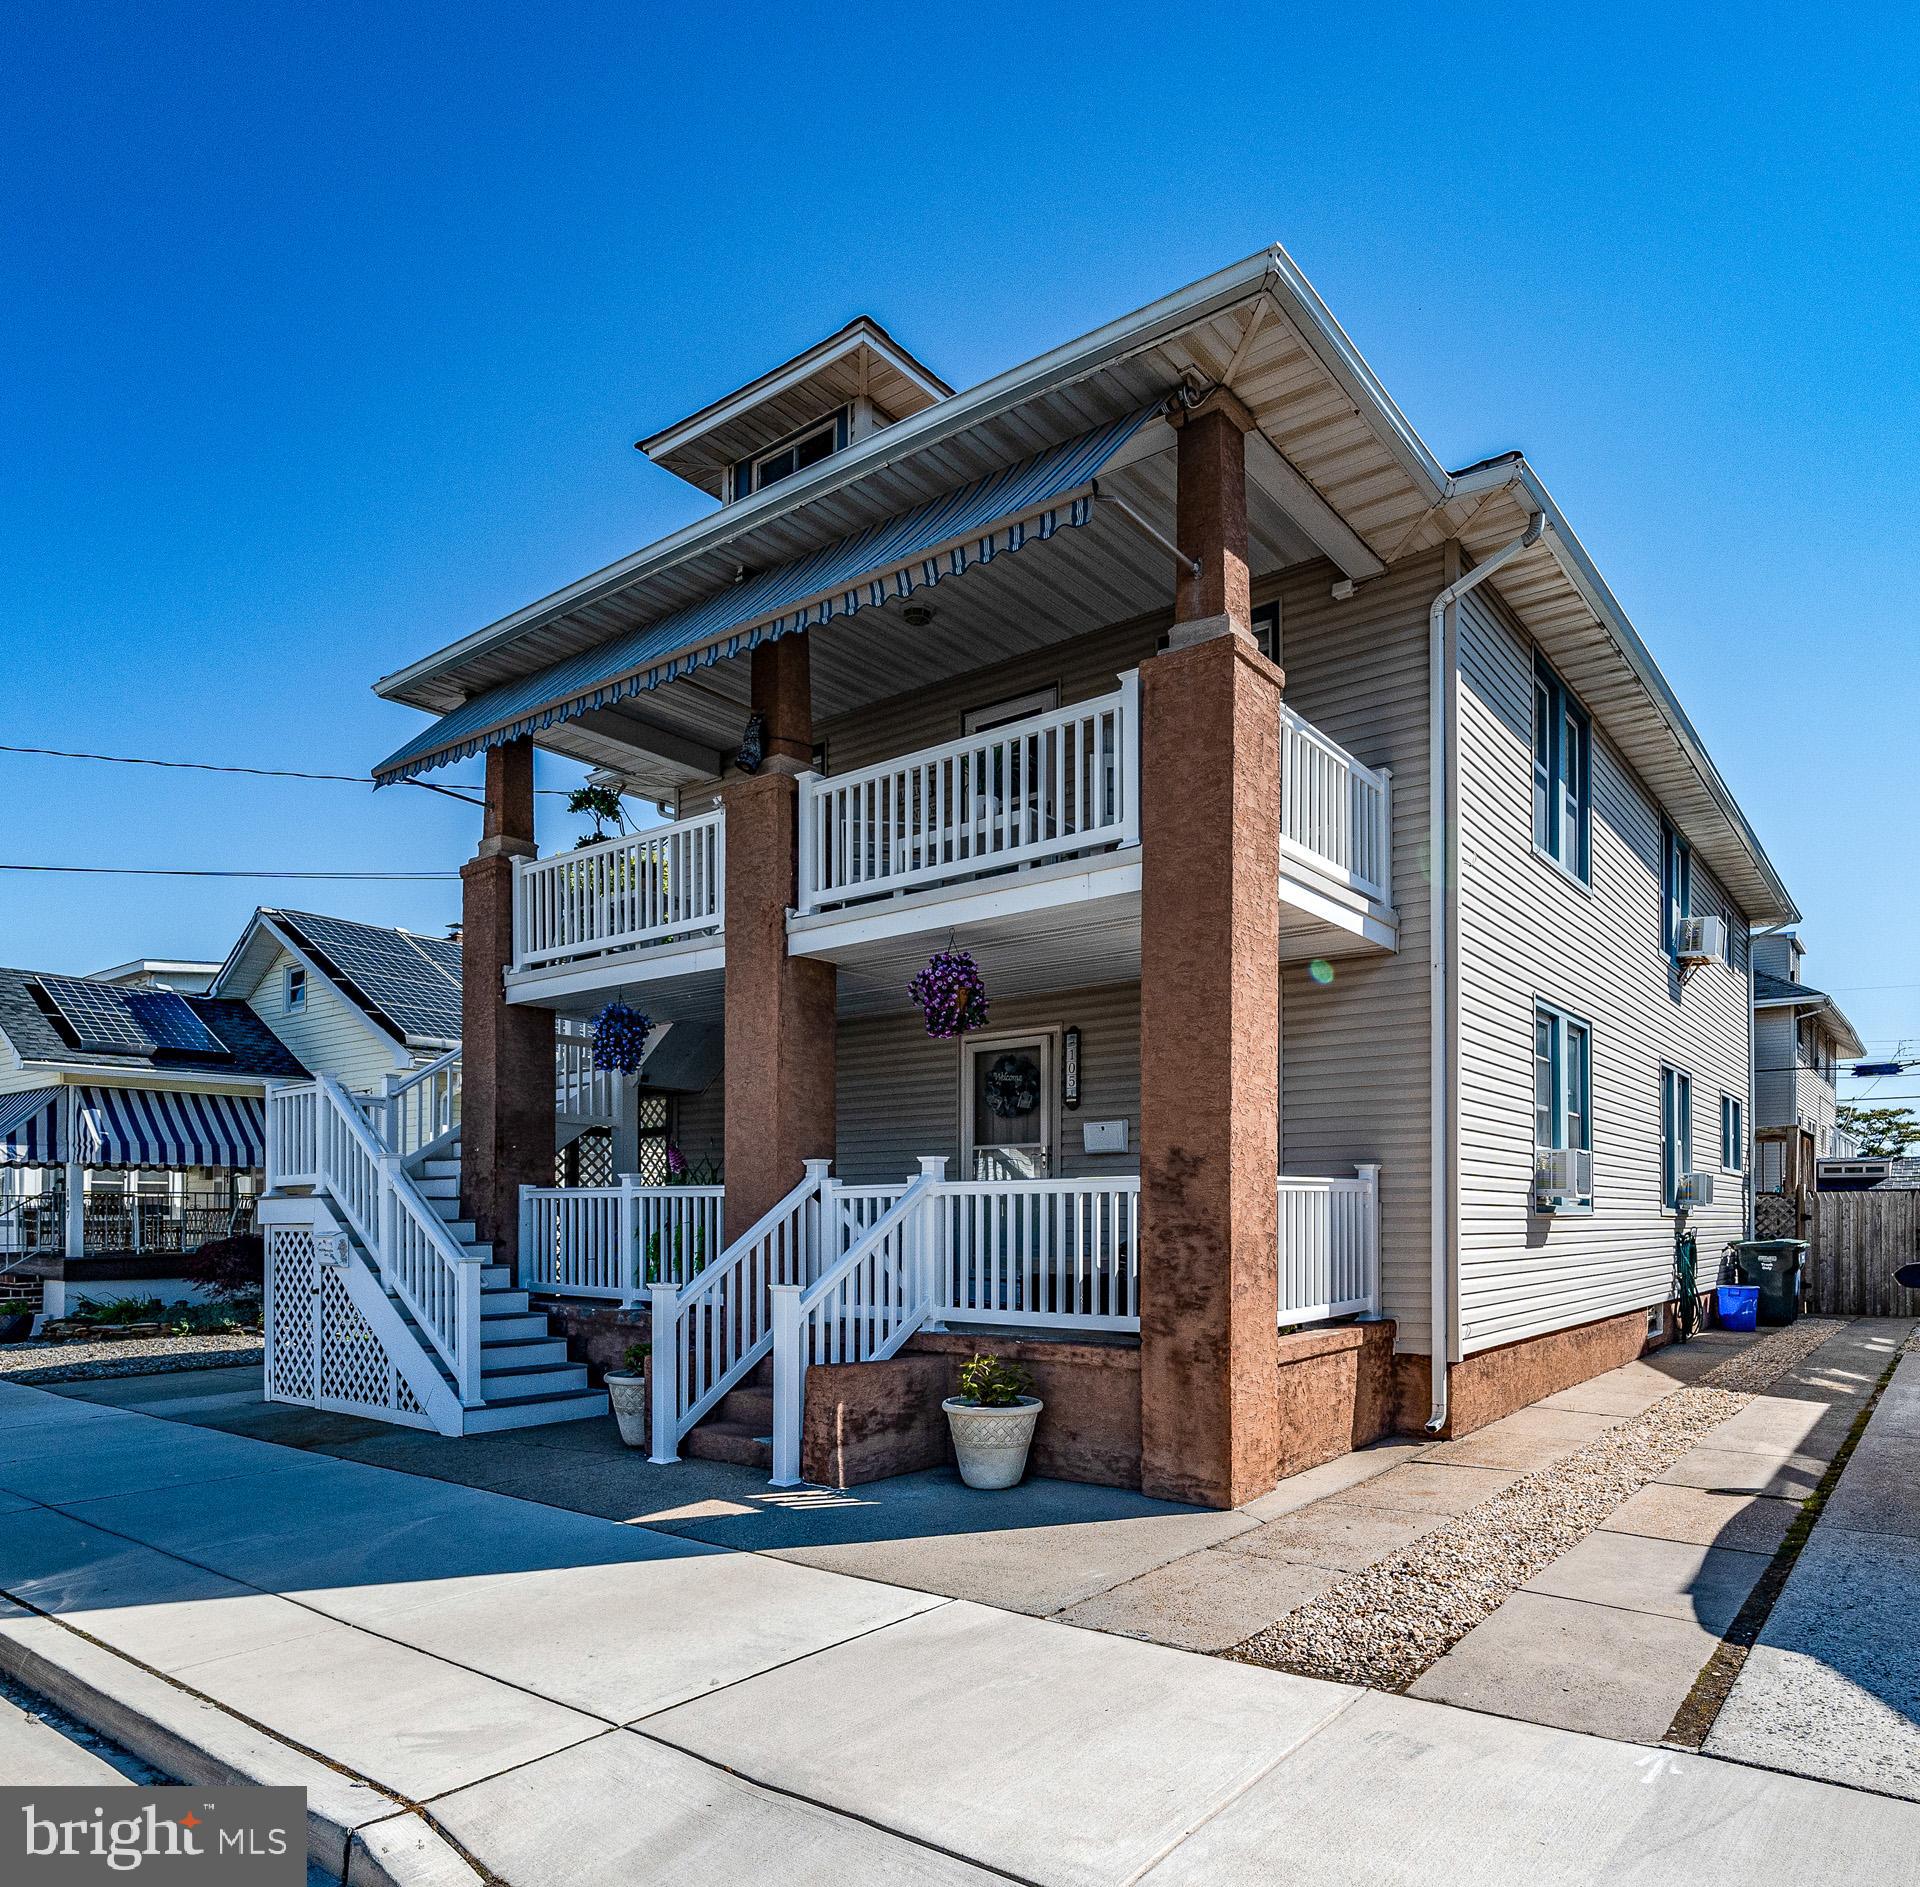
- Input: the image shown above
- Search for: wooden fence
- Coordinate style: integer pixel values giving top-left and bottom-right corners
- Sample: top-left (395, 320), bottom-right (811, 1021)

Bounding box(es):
top-left (1809, 1190), bottom-right (1920, 1317)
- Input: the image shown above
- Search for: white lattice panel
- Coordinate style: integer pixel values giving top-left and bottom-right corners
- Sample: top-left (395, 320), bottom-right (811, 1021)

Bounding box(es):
top-left (266, 1228), bottom-right (317, 1402)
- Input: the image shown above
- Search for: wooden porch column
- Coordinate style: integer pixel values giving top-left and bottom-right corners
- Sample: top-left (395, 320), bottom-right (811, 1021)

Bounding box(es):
top-left (1137, 396), bottom-right (1284, 1508)
top-left (460, 738), bottom-right (554, 1270)
top-left (723, 634), bottom-right (836, 1241)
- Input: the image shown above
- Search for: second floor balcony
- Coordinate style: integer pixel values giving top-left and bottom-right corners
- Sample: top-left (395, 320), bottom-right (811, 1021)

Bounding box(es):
top-left (505, 674), bottom-right (1396, 1005)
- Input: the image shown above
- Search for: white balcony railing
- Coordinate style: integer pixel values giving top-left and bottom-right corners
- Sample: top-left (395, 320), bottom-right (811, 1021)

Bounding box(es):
top-left (795, 676), bottom-right (1141, 915)
top-left (554, 1019), bottom-right (623, 1121)
top-left (1279, 707), bottom-right (1392, 906)
top-left (1277, 1166), bottom-right (1381, 1323)
top-left (512, 811), bottom-right (724, 972)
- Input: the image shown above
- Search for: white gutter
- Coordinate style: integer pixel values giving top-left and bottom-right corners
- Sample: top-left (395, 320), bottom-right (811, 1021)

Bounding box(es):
top-left (1425, 510), bottom-right (1545, 1433)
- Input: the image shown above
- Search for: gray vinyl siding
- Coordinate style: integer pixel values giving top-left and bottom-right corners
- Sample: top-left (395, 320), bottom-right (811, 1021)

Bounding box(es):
top-left (1754, 1008), bottom-right (1797, 1130)
top-left (836, 984), bottom-right (1141, 1184)
top-left (242, 947), bottom-right (402, 1095)
top-left (1454, 586), bottom-right (1749, 1354)
top-left (672, 1077), bottom-right (726, 1172)
top-left (1275, 552), bottom-right (1441, 1354)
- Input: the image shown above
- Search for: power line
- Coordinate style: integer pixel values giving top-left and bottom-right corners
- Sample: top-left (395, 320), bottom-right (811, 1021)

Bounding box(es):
top-left (0, 864), bottom-right (457, 881)
top-left (0, 742), bottom-right (571, 795)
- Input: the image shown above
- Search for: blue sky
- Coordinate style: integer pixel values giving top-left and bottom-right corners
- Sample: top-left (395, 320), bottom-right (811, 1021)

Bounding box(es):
top-left (6, 5), bottom-right (1917, 1088)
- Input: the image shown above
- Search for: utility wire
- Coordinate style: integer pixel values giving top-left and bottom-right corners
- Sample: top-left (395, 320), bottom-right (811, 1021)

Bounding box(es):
top-left (0, 742), bottom-right (572, 794)
top-left (0, 864), bottom-right (457, 881)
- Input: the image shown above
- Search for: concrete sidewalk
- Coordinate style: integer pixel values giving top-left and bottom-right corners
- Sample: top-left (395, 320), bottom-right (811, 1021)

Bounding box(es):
top-left (1, 1379), bottom-right (1914, 1886)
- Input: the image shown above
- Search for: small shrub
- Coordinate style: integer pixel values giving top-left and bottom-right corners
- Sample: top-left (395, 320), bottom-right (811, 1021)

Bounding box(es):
top-left (955, 1353), bottom-right (1033, 1408)
top-left (184, 1232), bottom-right (265, 1302)
top-left (620, 1341), bottom-right (651, 1376)
top-left (72, 1295), bottom-right (162, 1326)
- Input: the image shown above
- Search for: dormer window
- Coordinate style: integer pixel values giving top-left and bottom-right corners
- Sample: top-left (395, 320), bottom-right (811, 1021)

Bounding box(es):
top-left (730, 409), bottom-right (848, 502)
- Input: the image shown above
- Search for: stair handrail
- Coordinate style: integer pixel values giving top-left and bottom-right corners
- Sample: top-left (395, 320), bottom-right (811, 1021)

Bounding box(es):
top-left (381, 1047), bottom-right (462, 1166)
top-left (310, 1074), bottom-right (485, 1405)
top-left (648, 1159), bottom-right (832, 1464)
top-left (769, 1158), bottom-right (945, 1487)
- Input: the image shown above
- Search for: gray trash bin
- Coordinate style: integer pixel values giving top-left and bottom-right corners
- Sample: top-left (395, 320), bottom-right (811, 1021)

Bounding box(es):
top-left (1729, 1239), bottom-right (1808, 1325)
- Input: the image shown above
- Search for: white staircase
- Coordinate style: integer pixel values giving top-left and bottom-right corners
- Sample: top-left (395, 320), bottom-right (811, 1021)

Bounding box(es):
top-left (262, 1068), bottom-right (608, 1436)
top-left (402, 1148), bottom-right (608, 1430)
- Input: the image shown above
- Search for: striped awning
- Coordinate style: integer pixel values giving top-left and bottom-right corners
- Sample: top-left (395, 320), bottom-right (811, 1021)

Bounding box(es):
top-left (373, 405), bottom-right (1162, 784)
top-left (73, 1088), bottom-right (266, 1169)
top-left (0, 1087), bottom-right (62, 1164)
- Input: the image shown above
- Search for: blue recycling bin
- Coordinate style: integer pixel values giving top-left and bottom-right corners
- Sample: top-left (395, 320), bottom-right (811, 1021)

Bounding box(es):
top-left (1716, 1284), bottom-right (1759, 1332)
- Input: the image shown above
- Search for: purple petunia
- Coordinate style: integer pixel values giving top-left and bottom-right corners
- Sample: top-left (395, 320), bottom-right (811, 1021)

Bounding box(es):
top-left (909, 949), bottom-right (989, 1039)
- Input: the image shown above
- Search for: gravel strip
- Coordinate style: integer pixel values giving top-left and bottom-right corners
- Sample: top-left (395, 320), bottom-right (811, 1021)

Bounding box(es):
top-left (1227, 1320), bottom-right (1846, 1690)
top-left (0, 1336), bottom-right (263, 1386)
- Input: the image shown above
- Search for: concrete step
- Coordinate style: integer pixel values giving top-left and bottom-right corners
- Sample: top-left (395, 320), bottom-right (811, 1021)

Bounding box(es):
top-left (414, 1176), bottom-right (459, 1201)
top-left (715, 1387), bottom-right (773, 1429)
top-left (461, 1388), bottom-right (609, 1432)
top-left (480, 1362), bottom-right (592, 1401)
top-left (479, 1335), bottom-right (570, 1368)
top-left (419, 1158), bottom-right (461, 1180)
top-left (480, 1264), bottom-right (512, 1289)
top-left (478, 1311), bottom-right (547, 1343)
top-left (684, 1418), bottom-right (772, 1469)
top-left (478, 1289), bottom-right (531, 1316)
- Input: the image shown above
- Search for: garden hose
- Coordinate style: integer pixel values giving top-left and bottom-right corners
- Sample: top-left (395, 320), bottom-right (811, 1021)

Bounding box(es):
top-left (1672, 1230), bottom-right (1699, 1341)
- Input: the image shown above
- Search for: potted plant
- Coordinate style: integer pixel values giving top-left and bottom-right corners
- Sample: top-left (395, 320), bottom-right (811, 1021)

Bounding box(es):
top-left (943, 1353), bottom-right (1043, 1490)
top-left (0, 1299), bottom-right (36, 1343)
top-left (605, 1341), bottom-right (650, 1449)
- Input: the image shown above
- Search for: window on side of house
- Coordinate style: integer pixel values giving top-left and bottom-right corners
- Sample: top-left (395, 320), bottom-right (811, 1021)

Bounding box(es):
top-left (1534, 1002), bottom-right (1592, 1189)
top-left (1661, 1065), bottom-right (1693, 1207)
top-left (285, 965), bottom-right (306, 1012)
top-left (1721, 1093), bottom-right (1745, 1172)
top-left (1251, 599), bottom-right (1282, 666)
top-left (1532, 658), bottom-right (1590, 881)
top-left (731, 409), bottom-right (846, 501)
top-left (1661, 818), bottom-right (1693, 958)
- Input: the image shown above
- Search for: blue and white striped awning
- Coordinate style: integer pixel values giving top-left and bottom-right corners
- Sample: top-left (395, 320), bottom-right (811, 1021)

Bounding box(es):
top-left (73, 1088), bottom-right (266, 1169)
top-left (0, 1087), bottom-right (62, 1165)
top-left (374, 405), bottom-right (1162, 785)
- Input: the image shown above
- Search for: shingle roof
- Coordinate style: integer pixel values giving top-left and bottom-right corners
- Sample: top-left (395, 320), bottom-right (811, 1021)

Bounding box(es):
top-left (0, 966), bottom-right (305, 1078)
top-left (1755, 971), bottom-right (1827, 1005)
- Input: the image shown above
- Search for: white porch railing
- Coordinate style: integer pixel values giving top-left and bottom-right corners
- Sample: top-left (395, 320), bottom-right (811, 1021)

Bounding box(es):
top-left (930, 1176), bottom-right (1140, 1330)
top-left (266, 1075), bottom-right (485, 1405)
top-left (771, 1161), bottom-right (946, 1485)
top-left (518, 1178), bottom-right (725, 1303)
top-left (649, 1161), bottom-right (830, 1463)
top-left (554, 1020), bottom-right (623, 1122)
top-left (513, 809), bottom-right (724, 972)
top-left (380, 1047), bottom-right (462, 1164)
top-left (1279, 706), bottom-right (1392, 905)
top-left (1276, 1165), bottom-right (1381, 1323)
top-left (795, 675), bottom-right (1141, 914)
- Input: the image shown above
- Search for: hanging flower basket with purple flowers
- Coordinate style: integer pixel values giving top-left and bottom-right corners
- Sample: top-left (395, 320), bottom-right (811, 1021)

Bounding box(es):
top-left (590, 1001), bottom-right (653, 1074)
top-left (910, 949), bottom-right (989, 1039)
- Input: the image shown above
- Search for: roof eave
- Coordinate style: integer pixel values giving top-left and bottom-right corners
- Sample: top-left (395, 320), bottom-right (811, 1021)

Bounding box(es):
top-left (375, 244), bottom-right (1452, 710)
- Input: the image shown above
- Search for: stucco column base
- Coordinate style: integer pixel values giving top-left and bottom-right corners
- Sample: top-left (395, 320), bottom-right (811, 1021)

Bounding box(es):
top-left (460, 851), bottom-right (555, 1270)
top-left (722, 770), bottom-right (836, 1241)
top-left (1137, 630), bottom-right (1284, 1509)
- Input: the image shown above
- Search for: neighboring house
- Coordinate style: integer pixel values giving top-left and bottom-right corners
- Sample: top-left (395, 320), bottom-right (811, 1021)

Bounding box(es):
top-left (1751, 931), bottom-right (1864, 1204)
top-left (88, 958), bottom-right (223, 995)
top-left (0, 962), bottom-right (304, 1312)
top-left (212, 907), bottom-right (659, 1178)
top-left (260, 252), bottom-right (1796, 1490)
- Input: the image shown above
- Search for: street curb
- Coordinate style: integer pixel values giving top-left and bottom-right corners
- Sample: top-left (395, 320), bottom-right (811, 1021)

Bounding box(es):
top-left (0, 1607), bottom-right (483, 1887)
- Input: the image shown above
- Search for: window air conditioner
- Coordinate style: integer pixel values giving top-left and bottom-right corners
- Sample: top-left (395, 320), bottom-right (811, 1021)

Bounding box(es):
top-left (1676, 1171), bottom-right (1716, 1209)
top-left (1534, 1146), bottom-right (1593, 1210)
top-left (1676, 915), bottom-right (1726, 965)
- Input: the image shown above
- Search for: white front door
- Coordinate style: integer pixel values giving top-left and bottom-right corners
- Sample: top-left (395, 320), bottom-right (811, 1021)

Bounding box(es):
top-left (961, 1031), bottom-right (1056, 1179)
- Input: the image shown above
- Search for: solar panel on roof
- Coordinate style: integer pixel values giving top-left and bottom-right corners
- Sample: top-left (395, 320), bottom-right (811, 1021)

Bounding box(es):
top-left (279, 912), bottom-right (462, 1041)
top-left (37, 974), bottom-right (223, 1058)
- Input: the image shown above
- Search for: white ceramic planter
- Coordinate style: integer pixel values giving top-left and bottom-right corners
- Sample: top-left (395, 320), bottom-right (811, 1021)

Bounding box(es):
top-left (606, 1371), bottom-right (649, 1450)
top-left (943, 1395), bottom-right (1043, 1489)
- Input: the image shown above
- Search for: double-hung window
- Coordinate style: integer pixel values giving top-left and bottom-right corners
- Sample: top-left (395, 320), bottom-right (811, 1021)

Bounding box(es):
top-left (1661, 1066), bottom-right (1693, 1208)
top-left (1532, 658), bottom-right (1590, 881)
top-left (286, 965), bottom-right (306, 1013)
top-left (1661, 819), bottom-right (1693, 958)
top-left (1721, 1093), bottom-right (1745, 1173)
top-left (1534, 1003), bottom-right (1593, 1203)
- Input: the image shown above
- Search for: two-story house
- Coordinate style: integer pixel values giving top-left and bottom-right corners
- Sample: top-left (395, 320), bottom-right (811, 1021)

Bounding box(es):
top-left (258, 249), bottom-right (1796, 1507)
top-left (1751, 931), bottom-right (1863, 1212)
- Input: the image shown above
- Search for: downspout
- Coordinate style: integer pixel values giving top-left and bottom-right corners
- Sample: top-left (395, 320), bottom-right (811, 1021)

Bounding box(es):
top-left (1425, 510), bottom-right (1545, 1433)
